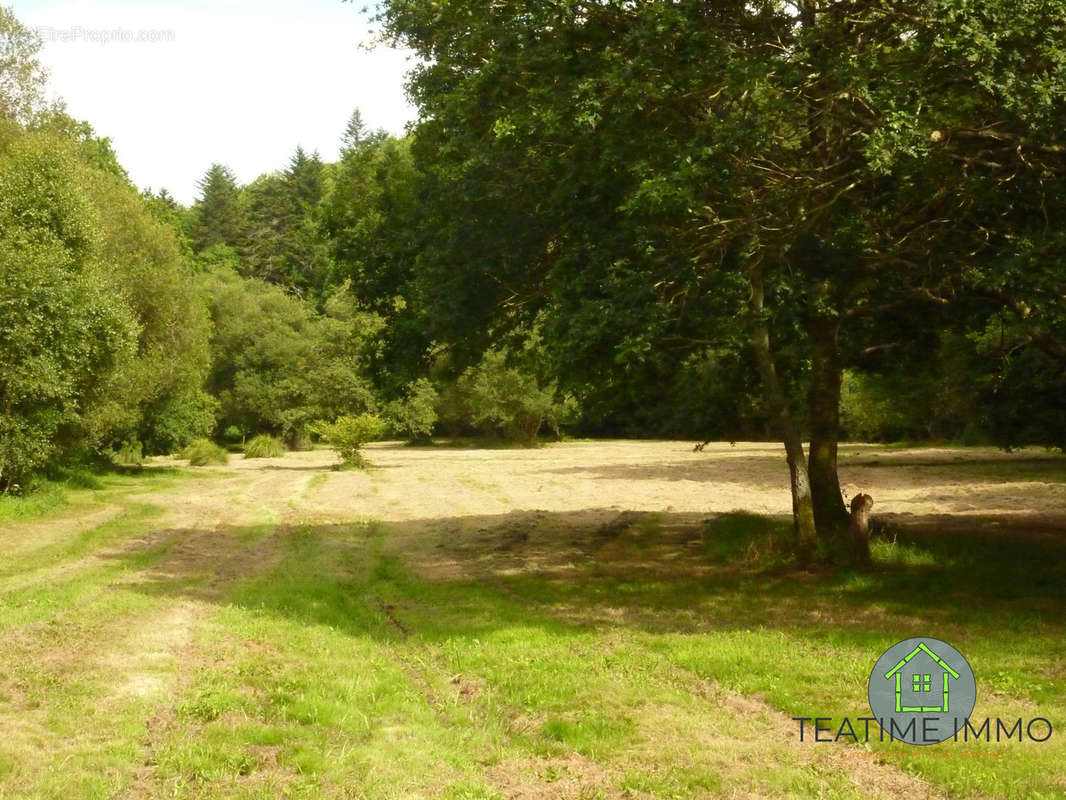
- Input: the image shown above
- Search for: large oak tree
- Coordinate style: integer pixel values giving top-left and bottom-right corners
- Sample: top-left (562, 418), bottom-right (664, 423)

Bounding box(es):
top-left (376, 0), bottom-right (1066, 557)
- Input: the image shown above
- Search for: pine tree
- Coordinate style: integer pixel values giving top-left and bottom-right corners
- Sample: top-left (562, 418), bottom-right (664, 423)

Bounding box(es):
top-left (190, 163), bottom-right (246, 253)
top-left (340, 108), bottom-right (388, 157)
top-left (341, 109), bottom-right (367, 155)
top-left (285, 146), bottom-right (324, 210)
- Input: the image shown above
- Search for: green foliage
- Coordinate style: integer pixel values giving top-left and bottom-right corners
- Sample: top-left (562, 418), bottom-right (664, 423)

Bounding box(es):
top-left (0, 237), bottom-right (136, 490)
top-left (386, 379), bottom-right (438, 443)
top-left (0, 131), bottom-right (99, 258)
top-left (969, 316), bottom-right (1066, 451)
top-left (181, 438), bottom-right (229, 467)
top-left (455, 350), bottom-right (568, 446)
top-left (241, 148), bottom-right (331, 295)
top-left (310, 414), bottom-right (386, 467)
top-left (840, 371), bottom-right (928, 443)
top-left (321, 132), bottom-right (423, 390)
top-left (221, 425), bottom-right (244, 444)
top-left (201, 268), bottom-right (379, 444)
top-left (0, 7), bottom-right (49, 123)
top-left (243, 434), bottom-right (285, 459)
top-left (35, 111), bottom-right (130, 181)
top-left (190, 163), bottom-right (246, 253)
top-left (139, 390), bottom-right (218, 456)
top-left (77, 164), bottom-right (213, 454)
top-left (0, 45), bottom-right (216, 488)
top-left (0, 132), bottom-right (139, 491)
top-left (375, 0), bottom-right (1066, 514)
top-left (109, 440), bottom-right (144, 468)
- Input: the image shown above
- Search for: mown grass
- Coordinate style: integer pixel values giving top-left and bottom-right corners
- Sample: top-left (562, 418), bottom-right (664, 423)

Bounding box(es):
top-left (0, 494), bottom-right (185, 798)
top-left (72, 511), bottom-right (1061, 798)
top-left (0, 463), bottom-right (191, 525)
top-left (1, 457), bottom-right (1064, 799)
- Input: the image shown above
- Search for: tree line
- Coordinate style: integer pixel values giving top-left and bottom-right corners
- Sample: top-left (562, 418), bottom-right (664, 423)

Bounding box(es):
top-left (2, 3), bottom-right (1064, 559)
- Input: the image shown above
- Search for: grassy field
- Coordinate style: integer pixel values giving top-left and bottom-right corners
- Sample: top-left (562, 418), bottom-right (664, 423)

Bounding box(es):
top-left (0, 441), bottom-right (1063, 799)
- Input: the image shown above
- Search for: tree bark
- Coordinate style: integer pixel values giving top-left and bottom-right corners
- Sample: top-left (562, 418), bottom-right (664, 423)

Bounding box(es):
top-left (806, 316), bottom-right (849, 536)
top-left (748, 264), bottom-right (818, 562)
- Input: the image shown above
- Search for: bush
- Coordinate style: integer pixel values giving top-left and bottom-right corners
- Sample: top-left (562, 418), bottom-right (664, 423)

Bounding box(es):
top-left (181, 438), bottom-right (229, 466)
top-left (221, 425), bottom-right (245, 445)
top-left (243, 434), bottom-right (285, 458)
top-left (387, 378), bottom-right (439, 443)
top-left (310, 413), bottom-right (386, 467)
top-left (457, 350), bottom-right (567, 445)
top-left (110, 440), bottom-right (143, 467)
top-left (140, 391), bottom-right (218, 456)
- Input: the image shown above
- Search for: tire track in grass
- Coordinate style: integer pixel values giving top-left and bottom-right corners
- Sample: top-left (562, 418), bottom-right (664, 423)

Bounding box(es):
top-left (0, 503), bottom-right (161, 593)
top-left (0, 462), bottom-right (311, 798)
top-left (375, 515), bottom-right (951, 800)
top-left (0, 504), bottom-right (125, 559)
top-left (101, 466), bottom-right (336, 797)
top-left (76, 516), bottom-right (289, 799)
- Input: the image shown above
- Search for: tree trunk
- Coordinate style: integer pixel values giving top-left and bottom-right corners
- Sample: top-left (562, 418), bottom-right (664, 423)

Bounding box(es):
top-left (807, 316), bottom-right (849, 536)
top-left (748, 265), bottom-right (818, 562)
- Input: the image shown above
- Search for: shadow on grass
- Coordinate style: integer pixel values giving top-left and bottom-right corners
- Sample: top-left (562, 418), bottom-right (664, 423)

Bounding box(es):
top-left (539, 451), bottom-right (1066, 487)
top-left (371, 437), bottom-right (548, 450)
top-left (850, 455), bottom-right (1066, 475)
top-left (104, 506), bottom-right (1066, 656)
top-left (251, 463), bottom-right (350, 472)
top-left (540, 459), bottom-right (789, 488)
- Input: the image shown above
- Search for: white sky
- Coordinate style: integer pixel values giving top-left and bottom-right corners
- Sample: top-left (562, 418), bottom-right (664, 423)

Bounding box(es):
top-left (12, 0), bottom-right (418, 204)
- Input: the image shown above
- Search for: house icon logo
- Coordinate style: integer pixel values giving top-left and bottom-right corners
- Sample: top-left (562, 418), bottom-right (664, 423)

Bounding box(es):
top-left (884, 642), bottom-right (959, 714)
top-left (868, 637), bottom-right (977, 745)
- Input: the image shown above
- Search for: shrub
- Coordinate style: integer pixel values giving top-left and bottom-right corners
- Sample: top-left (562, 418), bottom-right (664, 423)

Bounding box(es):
top-left (111, 440), bottom-right (143, 467)
top-left (387, 378), bottom-right (439, 443)
top-left (457, 350), bottom-right (568, 445)
top-left (243, 434), bottom-right (285, 458)
top-left (140, 391), bottom-right (218, 455)
top-left (181, 438), bottom-right (229, 466)
top-left (310, 413), bottom-right (386, 467)
top-left (221, 425), bottom-right (245, 444)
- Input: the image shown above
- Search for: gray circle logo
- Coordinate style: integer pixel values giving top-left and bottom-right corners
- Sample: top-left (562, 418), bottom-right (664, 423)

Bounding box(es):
top-left (868, 637), bottom-right (976, 745)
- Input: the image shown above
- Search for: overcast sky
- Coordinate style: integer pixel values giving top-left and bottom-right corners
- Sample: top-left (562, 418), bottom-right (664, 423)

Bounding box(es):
top-left (13, 0), bottom-right (418, 204)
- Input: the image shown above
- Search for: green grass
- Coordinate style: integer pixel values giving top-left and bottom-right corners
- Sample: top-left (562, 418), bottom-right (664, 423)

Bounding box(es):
top-left (1, 453), bottom-right (1064, 798)
top-left (0, 479), bottom-right (71, 521)
top-left (0, 463), bottom-right (190, 525)
top-left (701, 512), bottom-right (793, 566)
top-left (107, 513), bottom-right (1065, 798)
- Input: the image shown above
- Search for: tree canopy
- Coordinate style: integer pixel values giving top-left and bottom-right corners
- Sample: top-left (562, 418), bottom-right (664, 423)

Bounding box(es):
top-left (375, 0), bottom-right (1066, 552)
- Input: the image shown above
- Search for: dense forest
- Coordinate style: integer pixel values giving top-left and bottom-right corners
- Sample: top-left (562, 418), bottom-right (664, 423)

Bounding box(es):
top-left (2, 3), bottom-right (1064, 552)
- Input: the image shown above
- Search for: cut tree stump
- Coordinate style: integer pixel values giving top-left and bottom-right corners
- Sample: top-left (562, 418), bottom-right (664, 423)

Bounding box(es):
top-left (849, 493), bottom-right (873, 563)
